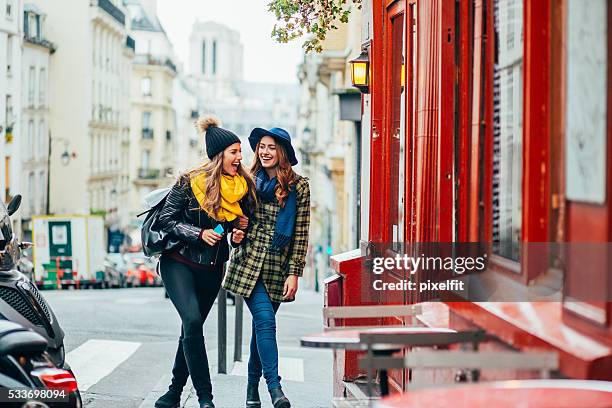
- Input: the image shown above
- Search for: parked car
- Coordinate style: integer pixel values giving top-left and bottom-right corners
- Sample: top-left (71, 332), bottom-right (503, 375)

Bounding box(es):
top-left (103, 253), bottom-right (128, 288)
top-left (123, 252), bottom-right (160, 287)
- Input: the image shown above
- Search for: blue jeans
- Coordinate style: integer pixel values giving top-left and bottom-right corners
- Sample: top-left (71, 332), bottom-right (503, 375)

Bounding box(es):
top-left (244, 279), bottom-right (281, 390)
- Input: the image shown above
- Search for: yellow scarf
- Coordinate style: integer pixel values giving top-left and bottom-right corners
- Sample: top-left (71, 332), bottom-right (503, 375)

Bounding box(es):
top-left (190, 173), bottom-right (247, 222)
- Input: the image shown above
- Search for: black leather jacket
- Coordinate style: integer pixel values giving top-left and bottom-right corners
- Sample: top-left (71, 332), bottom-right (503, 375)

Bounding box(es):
top-left (157, 175), bottom-right (251, 266)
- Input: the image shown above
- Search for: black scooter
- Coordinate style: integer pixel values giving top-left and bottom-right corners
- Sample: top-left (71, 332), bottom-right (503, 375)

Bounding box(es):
top-left (0, 320), bottom-right (81, 407)
top-left (0, 196), bottom-right (81, 406)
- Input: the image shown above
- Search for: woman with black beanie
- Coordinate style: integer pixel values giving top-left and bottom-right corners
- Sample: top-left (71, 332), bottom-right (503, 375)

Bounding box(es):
top-left (154, 115), bottom-right (256, 408)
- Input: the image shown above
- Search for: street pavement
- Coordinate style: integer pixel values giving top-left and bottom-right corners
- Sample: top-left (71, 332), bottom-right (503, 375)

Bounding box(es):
top-left (43, 285), bottom-right (332, 408)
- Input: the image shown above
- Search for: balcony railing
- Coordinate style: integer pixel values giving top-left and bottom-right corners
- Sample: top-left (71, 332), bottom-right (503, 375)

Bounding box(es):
top-left (138, 168), bottom-right (159, 179)
top-left (97, 0), bottom-right (125, 26)
top-left (142, 128), bottom-right (154, 139)
top-left (24, 35), bottom-right (56, 52)
top-left (133, 54), bottom-right (177, 74)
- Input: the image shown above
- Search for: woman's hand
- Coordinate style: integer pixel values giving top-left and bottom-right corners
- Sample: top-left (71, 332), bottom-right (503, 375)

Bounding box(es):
top-left (235, 216), bottom-right (249, 230)
top-left (231, 228), bottom-right (245, 244)
top-left (283, 275), bottom-right (298, 300)
top-left (200, 229), bottom-right (222, 246)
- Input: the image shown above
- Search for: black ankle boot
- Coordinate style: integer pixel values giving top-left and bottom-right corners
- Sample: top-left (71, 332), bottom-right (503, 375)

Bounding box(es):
top-left (155, 339), bottom-right (190, 408)
top-left (154, 389), bottom-right (181, 408)
top-left (269, 387), bottom-right (290, 408)
top-left (246, 383), bottom-right (261, 408)
top-left (182, 336), bottom-right (214, 403)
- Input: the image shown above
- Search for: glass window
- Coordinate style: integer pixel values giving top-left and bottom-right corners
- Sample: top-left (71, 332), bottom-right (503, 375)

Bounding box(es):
top-left (27, 120), bottom-right (34, 160)
top-left (28, 13), bottom-right (38, 38)
top-left (39, 68), bottom-right (46, 106)
top-left (141, 150), bottom-right (150, 169)
top-left (388, 12), bottom-right (406, 244)
top-left (28, 66), bottom-right (36, 106)
top-left (5, 95), bottom-right (12, 127)
top-left (492, 0), bottom-right (524, 261)
top-left (142, 111), bottom-right (151, 128)
top-left (6, 36), bottom-right (12, 75)
top-left (39, 120), bottom-right (45, 158)
top-left (141, 77), bottom-right (151, 96)
top-left (38, 170), bottom-right (46, 214)
top-left (565, 0), bottom-right (608, 204)
top-left (28, 172), bottom-right (35, 215)
top-left (202, 40), bottom-right (207, 74)
top-left (212, 40), bottom-right (217, 75)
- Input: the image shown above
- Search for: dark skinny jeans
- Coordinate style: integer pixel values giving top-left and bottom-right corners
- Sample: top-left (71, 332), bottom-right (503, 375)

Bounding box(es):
top-left (160, 255), bottom-right (223, 402)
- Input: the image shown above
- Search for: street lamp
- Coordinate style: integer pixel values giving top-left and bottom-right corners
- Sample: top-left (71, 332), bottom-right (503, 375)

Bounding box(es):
top-left (46, 135), bottom-right (75, 214)
top-left (349, 48), bottom-right (370, 94)
top-left (60, 150), bottom-right (70, 166)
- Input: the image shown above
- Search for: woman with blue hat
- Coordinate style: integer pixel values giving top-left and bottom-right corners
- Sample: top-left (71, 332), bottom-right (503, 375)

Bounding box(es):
top-left (223, 127), bottom-right (310, 408)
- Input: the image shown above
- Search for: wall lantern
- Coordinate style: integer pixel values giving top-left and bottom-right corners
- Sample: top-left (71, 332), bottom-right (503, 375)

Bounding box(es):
top-left (349, 49), bottom-right (370, 94)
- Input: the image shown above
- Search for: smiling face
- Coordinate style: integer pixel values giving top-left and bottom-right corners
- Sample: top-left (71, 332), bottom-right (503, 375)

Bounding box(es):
top-left (222, 143), bottom-right (243, 175)
top-left (258, 136), bottom-right (279, 169)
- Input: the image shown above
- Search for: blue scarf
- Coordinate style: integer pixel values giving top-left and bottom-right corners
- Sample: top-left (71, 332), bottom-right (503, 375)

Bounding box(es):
top-left (256, 168), bottom-right (297, 253)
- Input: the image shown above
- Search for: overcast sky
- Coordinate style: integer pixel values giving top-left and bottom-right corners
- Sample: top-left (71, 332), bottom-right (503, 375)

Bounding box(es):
top-left (156, 0), bottom-right (305, 84)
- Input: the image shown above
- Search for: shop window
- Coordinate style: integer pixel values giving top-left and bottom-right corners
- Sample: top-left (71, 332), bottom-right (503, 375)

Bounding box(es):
top-left (491, 0), bottom-right (524, 261)
top-left (388, 12), bottom-right (406, 245)
top-left (565, 0), bottom-right (607, 204)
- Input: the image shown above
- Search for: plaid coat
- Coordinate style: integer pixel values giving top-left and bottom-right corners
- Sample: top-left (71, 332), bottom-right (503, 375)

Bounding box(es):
top-left (223, 175), bottom-right (310, 303)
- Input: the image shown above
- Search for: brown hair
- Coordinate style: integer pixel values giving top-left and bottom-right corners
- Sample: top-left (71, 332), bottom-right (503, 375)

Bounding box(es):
top-left (250, 140), bottom-right (297, 208)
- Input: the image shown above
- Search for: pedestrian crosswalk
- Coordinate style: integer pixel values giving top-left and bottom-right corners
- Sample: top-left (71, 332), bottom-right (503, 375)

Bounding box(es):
top-left (230, 355), bottom-right (305, 382)
top-left (63, 338), bottom-right (323, 408)
top-left (66, 339), bottom-right (142, 391)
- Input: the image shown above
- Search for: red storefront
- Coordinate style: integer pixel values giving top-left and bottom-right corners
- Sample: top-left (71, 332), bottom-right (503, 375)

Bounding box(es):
top-left (329, 0), bottom-right (612, 396)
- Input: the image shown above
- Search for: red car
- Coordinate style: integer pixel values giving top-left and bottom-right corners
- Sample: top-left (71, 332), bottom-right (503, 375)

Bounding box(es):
top-left (124, 252), bottom-right (160, 287)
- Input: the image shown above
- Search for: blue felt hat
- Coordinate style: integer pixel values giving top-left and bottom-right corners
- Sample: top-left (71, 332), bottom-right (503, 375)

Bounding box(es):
top-left (248, 127), bottom-right (298, 166)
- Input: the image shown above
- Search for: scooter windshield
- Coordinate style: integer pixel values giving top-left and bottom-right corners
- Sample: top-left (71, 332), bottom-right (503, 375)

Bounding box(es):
top-left (0, 201), bottom-right (10, 250)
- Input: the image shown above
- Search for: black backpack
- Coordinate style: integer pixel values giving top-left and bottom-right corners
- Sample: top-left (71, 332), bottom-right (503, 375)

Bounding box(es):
top-left (138, 187), bottom-right (181, 257)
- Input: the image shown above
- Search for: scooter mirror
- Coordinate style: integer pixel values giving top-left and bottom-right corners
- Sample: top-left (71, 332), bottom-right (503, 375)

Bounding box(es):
top-left (6, 195), bottom-right (21, 216)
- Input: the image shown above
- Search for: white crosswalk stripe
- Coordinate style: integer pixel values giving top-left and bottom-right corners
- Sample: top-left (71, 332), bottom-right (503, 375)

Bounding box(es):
top-left (66, 339), bottom-right (141, 391)
top-left (230, 355), bottom-right (305, 382)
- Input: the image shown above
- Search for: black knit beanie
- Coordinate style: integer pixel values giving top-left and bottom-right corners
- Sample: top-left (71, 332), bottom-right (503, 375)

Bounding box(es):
top-left (196, 115), bottom-right (241, 159)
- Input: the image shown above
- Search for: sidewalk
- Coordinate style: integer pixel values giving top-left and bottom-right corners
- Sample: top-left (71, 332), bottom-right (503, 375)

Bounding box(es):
top-left (140, 289), bottom-right (333, 408)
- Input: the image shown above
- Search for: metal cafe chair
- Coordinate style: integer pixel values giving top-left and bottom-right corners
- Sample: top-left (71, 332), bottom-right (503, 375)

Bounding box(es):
top-left (358, 329), bottom-right (487, 397)
top-left (359, 330), bottom-right (558, 396)
top-left (403, 349), bottom-right (559, 388)
top-left (323, 304), bottom-right (423, 331)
